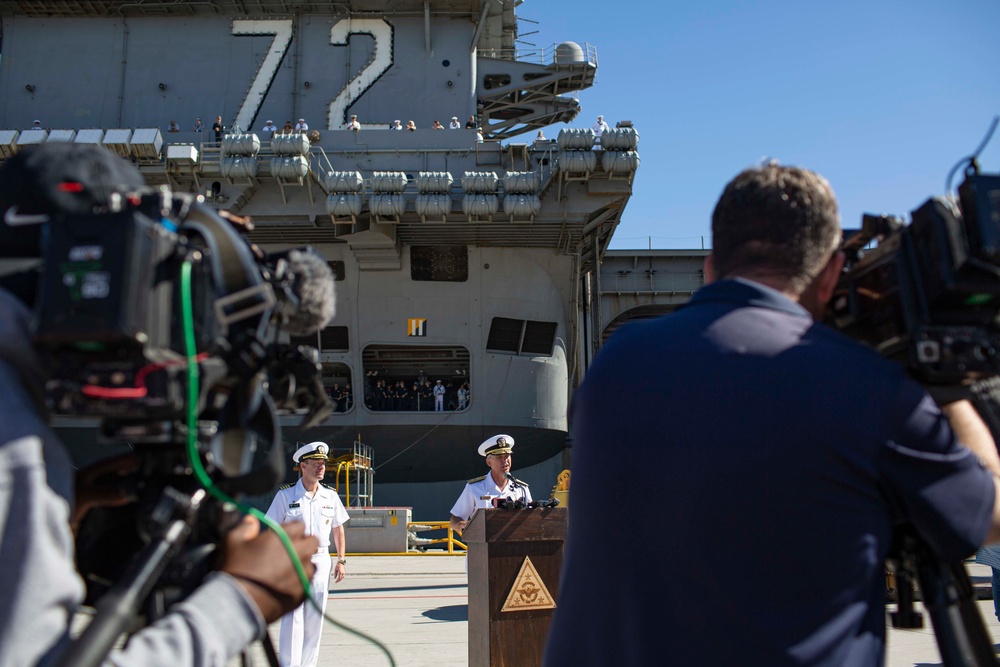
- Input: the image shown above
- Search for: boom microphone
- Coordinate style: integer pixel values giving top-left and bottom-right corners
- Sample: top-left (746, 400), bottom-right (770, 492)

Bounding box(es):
top-left (504, 472), bottom-right (519, 488)
top-left (278, 249), bottom-right (336, 337)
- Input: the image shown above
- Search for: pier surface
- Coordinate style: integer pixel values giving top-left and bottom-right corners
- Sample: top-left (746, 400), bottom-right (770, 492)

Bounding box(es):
top-left (226, 556), bottom-right (1000, 666)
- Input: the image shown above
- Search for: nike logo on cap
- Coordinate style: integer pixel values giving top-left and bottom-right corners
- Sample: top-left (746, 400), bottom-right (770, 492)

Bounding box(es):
top-left (3, 206), bottom-right (49, 226)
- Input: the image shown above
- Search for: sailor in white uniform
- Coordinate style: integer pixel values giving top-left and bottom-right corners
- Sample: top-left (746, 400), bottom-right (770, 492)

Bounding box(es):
top-left (265, 442), bottom-right (350, 667)
top-left (449, 434), bottom-right (532, 534)
top-left (591, 114), bottom-right (610, 138)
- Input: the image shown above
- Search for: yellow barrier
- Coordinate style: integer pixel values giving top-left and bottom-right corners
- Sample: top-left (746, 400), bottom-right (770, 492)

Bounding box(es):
top-left (333, 460), bottom-right (353, 504)
top-left (407, 520), bottom-right (467, 554)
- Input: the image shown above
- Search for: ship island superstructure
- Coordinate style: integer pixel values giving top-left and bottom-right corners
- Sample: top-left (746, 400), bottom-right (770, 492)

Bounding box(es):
top-left (0, 0), bottom-right (639, 494)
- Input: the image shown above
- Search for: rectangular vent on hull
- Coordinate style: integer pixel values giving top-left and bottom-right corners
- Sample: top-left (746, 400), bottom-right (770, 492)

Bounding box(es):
top-left (486, 317), bottom-right (523, 353)
top-left (410, 245), bottom-right (468, 282)
top-left (290, 325), bottom-right (349, 352)
top-left (487, 318), bottom-right (558, 356)
top-left (521, 320), bottom-right (558, 355)
top-left (320, 326), bottom-right (350, 351)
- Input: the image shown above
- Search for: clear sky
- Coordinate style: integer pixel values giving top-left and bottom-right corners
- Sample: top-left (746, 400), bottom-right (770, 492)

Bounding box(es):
top-left (519, 0), bottom-right (1000, 250)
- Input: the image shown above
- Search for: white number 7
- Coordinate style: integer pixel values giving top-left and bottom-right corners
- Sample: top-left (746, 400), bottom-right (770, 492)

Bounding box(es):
top-left (232, 19), bottom-right (294, 133)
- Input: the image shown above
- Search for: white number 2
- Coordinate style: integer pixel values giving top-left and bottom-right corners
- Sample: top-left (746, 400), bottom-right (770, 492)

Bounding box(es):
top-left (328, 19), bottom-right (393, 130)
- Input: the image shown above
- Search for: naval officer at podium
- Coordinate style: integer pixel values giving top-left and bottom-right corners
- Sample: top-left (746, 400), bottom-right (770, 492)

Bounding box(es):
top-left (450, 435), bottom-right (532, 534)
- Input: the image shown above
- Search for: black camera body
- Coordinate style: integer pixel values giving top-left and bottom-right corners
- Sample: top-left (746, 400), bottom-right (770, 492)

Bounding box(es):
top-left (828, 171), bottom-right (1000, 384)
top-left (35, 191), bottom-right (207, 422)
top-left (30, 187), bottom-right (337, 610)
top-left (33, 188), bottom-right (334, 452)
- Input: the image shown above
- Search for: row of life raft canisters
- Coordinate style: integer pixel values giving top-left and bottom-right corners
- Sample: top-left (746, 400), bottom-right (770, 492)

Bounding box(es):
top-left (324, 170), bottom-right (543, 218)
top-left (555, 127), bottom-right (640, 174)
top-left (219, 130), bottom-right (311, 180)
top-left (218, 126), bottom-right (639, 193)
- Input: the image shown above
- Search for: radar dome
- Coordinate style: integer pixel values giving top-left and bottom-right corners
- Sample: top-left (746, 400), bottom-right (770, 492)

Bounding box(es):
top-left (554, 41), bottom-right (586, 64)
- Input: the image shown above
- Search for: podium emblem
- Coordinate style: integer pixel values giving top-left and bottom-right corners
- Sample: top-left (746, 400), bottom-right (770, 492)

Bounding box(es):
top-left (501, 556), bottom-right (556, 612)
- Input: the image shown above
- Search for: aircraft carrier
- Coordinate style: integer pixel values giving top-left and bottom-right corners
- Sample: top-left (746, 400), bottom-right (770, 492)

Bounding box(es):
top-left (0, 1), bottom-right (639, 509)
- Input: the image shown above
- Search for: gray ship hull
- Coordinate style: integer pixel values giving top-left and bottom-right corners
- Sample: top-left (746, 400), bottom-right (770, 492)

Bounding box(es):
top-left (1, 1), bottom-right (637, 485)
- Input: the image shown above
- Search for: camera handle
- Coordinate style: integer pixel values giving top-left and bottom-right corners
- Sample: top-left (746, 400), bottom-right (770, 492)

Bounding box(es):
top-left (889, 530), bottom-right (999, 667)
top-left (60, 486), bottom-right (207, 667)
top-left (240, 632), bottom-right (280, 666)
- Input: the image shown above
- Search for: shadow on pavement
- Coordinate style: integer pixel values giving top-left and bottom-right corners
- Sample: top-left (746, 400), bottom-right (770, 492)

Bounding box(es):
top-left (422, 605), bottom-right (467, 622)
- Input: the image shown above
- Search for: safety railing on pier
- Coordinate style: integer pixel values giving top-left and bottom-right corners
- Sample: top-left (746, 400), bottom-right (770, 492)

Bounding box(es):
top-left (407, 521), bottom-right (467, 554)
top-left (331, 436), bottom-right (375, 507)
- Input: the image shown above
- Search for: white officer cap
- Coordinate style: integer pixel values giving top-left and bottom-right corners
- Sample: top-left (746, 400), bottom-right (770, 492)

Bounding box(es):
top-left (478, 434), bottom-right (514, 457)
top-left (293, 441), bottom-right (330, 463)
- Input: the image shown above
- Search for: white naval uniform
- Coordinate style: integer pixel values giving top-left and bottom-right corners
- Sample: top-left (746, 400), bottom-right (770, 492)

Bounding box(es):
top-left (265, 479), bottom-right (350, 667)
top-left (449, 473), bottom-right (532, 523)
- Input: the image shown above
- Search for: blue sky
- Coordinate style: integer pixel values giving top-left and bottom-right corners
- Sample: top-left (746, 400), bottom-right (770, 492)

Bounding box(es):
top-left (519, 0), bottom-right (1000, 250)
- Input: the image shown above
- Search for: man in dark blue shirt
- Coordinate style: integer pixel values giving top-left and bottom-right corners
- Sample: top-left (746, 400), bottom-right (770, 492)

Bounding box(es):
top-left (543, 164), bottom-right (1000, 666)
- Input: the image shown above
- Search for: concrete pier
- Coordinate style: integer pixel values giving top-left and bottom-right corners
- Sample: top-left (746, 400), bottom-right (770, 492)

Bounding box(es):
top-left (228, 556), bottom-right (1000, 666)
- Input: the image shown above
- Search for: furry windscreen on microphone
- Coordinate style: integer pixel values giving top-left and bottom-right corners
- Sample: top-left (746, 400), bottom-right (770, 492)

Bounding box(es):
top-left (284, 249), bottom-right (336, 337)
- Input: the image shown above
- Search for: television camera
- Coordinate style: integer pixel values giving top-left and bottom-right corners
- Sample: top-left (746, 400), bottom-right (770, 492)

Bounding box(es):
top-left (828, 167), bottom-right (1000, 386)
top-left (24, 181), bottom-right (336, 666)
top-left (828, 123), bottom-right (1000, 666)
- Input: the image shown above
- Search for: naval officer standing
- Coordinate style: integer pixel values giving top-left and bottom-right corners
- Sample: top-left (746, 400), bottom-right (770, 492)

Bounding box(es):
top-left (449, 435), bottom-right (532, 534)
top-left (265, 441), bottom-right (350, 667)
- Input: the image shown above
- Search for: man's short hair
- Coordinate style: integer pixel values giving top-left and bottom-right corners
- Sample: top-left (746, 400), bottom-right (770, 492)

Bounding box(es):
top-left (711, 163), bottom-right (841, 293)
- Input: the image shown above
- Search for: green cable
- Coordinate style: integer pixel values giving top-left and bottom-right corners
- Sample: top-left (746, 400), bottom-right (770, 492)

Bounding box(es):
top-left (179, 261), bottom-right (312, 592)
top-left (179, 260), bottom-right (396, 666)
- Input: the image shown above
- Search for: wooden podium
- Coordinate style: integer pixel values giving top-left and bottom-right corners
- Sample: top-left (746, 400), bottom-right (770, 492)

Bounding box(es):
top-left (465, 507), bottom-right (567, 667)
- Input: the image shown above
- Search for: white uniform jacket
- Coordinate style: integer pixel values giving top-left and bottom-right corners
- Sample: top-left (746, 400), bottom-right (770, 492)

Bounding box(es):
top-left (450, 474), bottom-right (532, 523)
top-left (265, 479), bottom-right (349, 545)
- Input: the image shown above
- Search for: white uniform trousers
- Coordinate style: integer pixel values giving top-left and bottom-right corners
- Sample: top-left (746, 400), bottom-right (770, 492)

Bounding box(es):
top-left (278, 550), bottom-right (332, 667)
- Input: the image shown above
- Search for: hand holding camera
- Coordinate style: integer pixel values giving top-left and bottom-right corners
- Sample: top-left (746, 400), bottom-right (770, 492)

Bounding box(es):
top-left (222, 517), bottom-right (319, 623)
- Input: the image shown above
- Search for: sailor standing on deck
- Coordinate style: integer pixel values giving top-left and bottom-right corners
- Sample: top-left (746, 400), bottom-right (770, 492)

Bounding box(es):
top-left (265, 442), bottom-right (350, 667)
top-left (449, 435), bottom-right (532, 534)
top-left (433, 378), bottom-right (446, 411)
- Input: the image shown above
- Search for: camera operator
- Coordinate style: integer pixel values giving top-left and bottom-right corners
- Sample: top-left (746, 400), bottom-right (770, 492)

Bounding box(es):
top-left (0, 144), bottom-right (320, 666)
top-left (544, 163), bottom-right (1000, 666)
